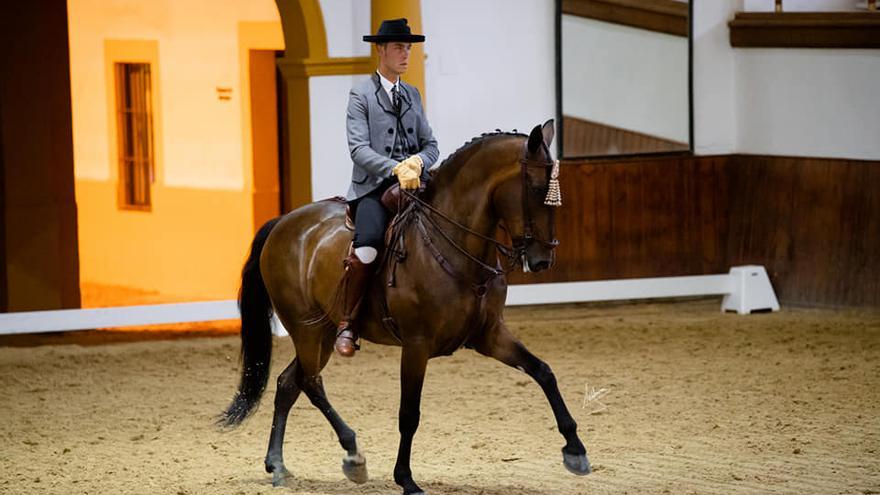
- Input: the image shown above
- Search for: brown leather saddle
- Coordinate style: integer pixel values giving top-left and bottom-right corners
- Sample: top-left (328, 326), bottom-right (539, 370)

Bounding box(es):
top-left (341, 183), bottom-right (422, 232)
top-left (325, 183), bottom-right (428, 344)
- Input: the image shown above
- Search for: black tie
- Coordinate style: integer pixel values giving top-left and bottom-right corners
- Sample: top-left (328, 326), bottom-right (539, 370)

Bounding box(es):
top-left (391, 85), bottom-right (401, 114)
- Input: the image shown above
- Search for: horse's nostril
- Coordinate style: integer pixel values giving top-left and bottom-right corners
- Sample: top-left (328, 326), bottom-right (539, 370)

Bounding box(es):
top-left (532, 260), bottom-right (550, 272)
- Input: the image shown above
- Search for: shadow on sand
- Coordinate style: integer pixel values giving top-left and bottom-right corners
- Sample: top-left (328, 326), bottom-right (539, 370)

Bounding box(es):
top-left (233, 475), bottom-right (553, 495)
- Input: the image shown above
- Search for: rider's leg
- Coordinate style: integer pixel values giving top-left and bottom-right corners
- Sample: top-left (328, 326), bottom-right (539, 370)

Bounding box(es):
top-left (335, 194), bottom-right (388, 357)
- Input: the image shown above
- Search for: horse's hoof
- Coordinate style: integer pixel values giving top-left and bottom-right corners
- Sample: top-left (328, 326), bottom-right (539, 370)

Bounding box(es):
top-left (401, 482), bottom-right (426, 494)
top-left (562, 450), bottom-right (591, 476)
top-left (271, 466), bottom-right (292, 487)
top-left (342, 451), bottom-right (368, 484)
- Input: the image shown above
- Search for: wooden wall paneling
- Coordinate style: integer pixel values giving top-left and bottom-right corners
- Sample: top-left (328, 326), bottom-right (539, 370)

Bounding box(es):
top-left (586, 163), bottom-right (609, 279)
top-left (843, 161), bottom-right (880, 306)
top-left (562, 116), bottom-right (688, 157)
top-left (0, 121), bottom-right (6, 312)
top-left (508, 153), bottom-right (877, 308)
top-left (729, 12), bottom-right (880, 49)
top-left (508, 155), bottom-right (732, 285)
top-left (727, 155), bottom-right (880, 308)
top-left (562, 0), bottom-right (689, 37)
top-left (0, 1), bottom-right (81, 311)
top-left (698, 156), bottom-right (731, 274)
top-left (727, 156), bottom-right (794, 299)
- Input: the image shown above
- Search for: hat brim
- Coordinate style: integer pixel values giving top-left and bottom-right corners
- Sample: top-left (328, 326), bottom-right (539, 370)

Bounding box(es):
top-left (363, 34), bottom-right (425, 43)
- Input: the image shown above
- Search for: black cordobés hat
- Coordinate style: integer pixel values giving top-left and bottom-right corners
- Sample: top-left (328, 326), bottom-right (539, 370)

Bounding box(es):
top-left (363, 18), bottom-right (425, 43)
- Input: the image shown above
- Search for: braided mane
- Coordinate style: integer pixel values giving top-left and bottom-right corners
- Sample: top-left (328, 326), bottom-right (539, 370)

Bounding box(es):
top-left (429, 129), bottom-right (526, 176)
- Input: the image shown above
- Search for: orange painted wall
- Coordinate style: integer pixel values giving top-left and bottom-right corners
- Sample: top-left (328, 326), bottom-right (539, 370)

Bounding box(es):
top-left (75, 180), bottom-right (254, 300)
top-left (68, 1), bottom-right (284, 303)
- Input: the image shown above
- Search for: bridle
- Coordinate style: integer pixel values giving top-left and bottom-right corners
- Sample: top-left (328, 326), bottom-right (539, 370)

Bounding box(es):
top-left (398, 139), bottom-right (560, 286)
top-left (379, 137), bottom-right (561, 351)
top-left (512, 141), bottom-right (561, 268)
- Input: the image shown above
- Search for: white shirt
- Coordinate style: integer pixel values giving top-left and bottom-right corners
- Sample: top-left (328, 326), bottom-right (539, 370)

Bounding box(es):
top-left (377, 71), bottom-right (400, 102)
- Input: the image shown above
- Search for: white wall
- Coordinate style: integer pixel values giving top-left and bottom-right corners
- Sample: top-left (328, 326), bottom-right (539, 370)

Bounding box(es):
top-left (422, 0), bottom-right (556, 162)
top-left (562, 15), bottom-right (688, 142)
top-left (309, 74), bottom-right (369, 200)
top-left (67, 0), bottom-right (281, 189)
top-left (692, 0), bottom-right (880, 160)
top-left (317, 0), bottom-right (370, 58)
top-left (308, 1), bottom-right (370, 199)
top-left (736, 50), bottom-right (880, 160)
top-left (692, 0), bottom-right (741, 155)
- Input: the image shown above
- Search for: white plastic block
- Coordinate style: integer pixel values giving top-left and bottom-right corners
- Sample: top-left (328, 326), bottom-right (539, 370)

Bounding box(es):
top-left (721, 265), bottom-right (780, 314)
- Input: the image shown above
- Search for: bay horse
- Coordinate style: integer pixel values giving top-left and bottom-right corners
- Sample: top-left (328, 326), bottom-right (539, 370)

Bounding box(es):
top-left (220, 120), bottom-right (590, 494)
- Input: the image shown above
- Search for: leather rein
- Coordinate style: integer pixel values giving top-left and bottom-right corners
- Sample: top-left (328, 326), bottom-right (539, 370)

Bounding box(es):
top-left (398, 141), bottom-right (559, 292)
top-left (377, 140), bottom-right (558, 352)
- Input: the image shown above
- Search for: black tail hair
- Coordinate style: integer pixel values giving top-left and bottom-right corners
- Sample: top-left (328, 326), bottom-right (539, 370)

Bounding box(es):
top-left (218, 216), bottom-right (282, 427)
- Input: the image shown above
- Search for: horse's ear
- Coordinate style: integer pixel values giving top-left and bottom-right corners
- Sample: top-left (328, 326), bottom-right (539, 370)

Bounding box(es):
top-left (541, 119), bottom-right (555, 148)
top-left (527, 124), bottom-right (543, 154)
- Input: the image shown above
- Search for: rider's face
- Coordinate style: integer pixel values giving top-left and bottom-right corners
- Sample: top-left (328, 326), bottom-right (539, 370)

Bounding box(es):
top-left (378, 42), bottom-right (412, 77)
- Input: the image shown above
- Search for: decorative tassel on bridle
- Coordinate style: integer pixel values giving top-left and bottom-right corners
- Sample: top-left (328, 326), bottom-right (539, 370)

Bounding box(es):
top-left (544, 160), bottom-right (562, 207)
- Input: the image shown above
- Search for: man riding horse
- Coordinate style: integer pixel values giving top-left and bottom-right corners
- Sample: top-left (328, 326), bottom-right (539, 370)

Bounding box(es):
top-left (335, 18), bottom-right (439, 357)
top-left (220, 19), bottom-right (589, 495)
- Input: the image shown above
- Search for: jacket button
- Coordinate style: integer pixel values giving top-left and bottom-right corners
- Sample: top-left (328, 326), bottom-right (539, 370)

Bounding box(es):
top-left (384, 146), bottom-right (391, 152)
top-left (410, 146), bottom-right (418, 153)
top-left (387, 128), bottom-right (394, 134)
top-left (407, 128), bottom-right (414, 133)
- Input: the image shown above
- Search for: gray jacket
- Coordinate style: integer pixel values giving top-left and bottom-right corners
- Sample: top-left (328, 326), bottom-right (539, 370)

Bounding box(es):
top-left (346, 73), bottom-right (439, 200)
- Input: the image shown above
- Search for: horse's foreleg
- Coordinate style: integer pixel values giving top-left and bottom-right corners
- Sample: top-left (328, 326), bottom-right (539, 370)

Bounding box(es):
top-left (473, 321), bottom-right (591, 476)
top-left (394, 345), bottom-right (430, 495)
top-left (265, 358), bottom-right (302, 486)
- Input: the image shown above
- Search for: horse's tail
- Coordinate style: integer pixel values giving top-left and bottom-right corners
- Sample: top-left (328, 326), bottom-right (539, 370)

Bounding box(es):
top-left (218, 216), bottom-right (282, 427)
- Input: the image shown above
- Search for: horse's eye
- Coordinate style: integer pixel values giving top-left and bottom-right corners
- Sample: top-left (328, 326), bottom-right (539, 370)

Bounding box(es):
top-left (529, 182), bottom-right (550, 195)
top-left (529, 184), bottom-right (548, 198)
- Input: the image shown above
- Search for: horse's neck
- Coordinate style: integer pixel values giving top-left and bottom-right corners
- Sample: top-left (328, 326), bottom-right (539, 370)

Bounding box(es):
top-left (422, 143), bottom-right (517, 265)
top-left (429, 182), bottom-right (495, 241)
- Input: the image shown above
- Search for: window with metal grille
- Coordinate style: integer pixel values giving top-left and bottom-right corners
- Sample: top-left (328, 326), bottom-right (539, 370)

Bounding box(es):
top-left (115, 63), bottom-right (154, 208)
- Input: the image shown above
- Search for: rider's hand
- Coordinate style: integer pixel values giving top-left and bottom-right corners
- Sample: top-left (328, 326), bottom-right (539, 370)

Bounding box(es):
top-left (392, 155), bottom-right (423, 190)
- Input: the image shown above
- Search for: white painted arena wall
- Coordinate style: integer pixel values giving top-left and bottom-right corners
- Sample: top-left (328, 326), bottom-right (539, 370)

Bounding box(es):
top-left (422, 0), bottom-right (556, 161)
top-left (695, 1), bottom-right (880, 160)
top-left (735, 49), bottom-right (880, 160)
top-left (309, 0), bottom-right (370, 200)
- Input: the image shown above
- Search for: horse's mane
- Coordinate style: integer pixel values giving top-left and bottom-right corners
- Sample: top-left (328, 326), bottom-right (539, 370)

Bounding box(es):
top-left (429, 130), bottom-right (526, 178)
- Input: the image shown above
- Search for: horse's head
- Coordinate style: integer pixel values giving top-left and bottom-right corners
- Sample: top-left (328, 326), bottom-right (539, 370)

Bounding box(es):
top-left (493, 120), bottom-right (560, 273)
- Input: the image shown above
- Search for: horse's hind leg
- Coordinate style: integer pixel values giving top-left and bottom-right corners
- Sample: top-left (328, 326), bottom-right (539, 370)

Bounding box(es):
top-left (297, 329), bottom-right (368, 484)
top-left (265, 357), bottom-right (303, 486)
top-left (473, 321), bottom-right (591, 476)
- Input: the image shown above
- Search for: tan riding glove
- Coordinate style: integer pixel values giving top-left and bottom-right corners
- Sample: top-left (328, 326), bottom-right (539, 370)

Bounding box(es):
top-left (392, 155), bottom-right (423, 190)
